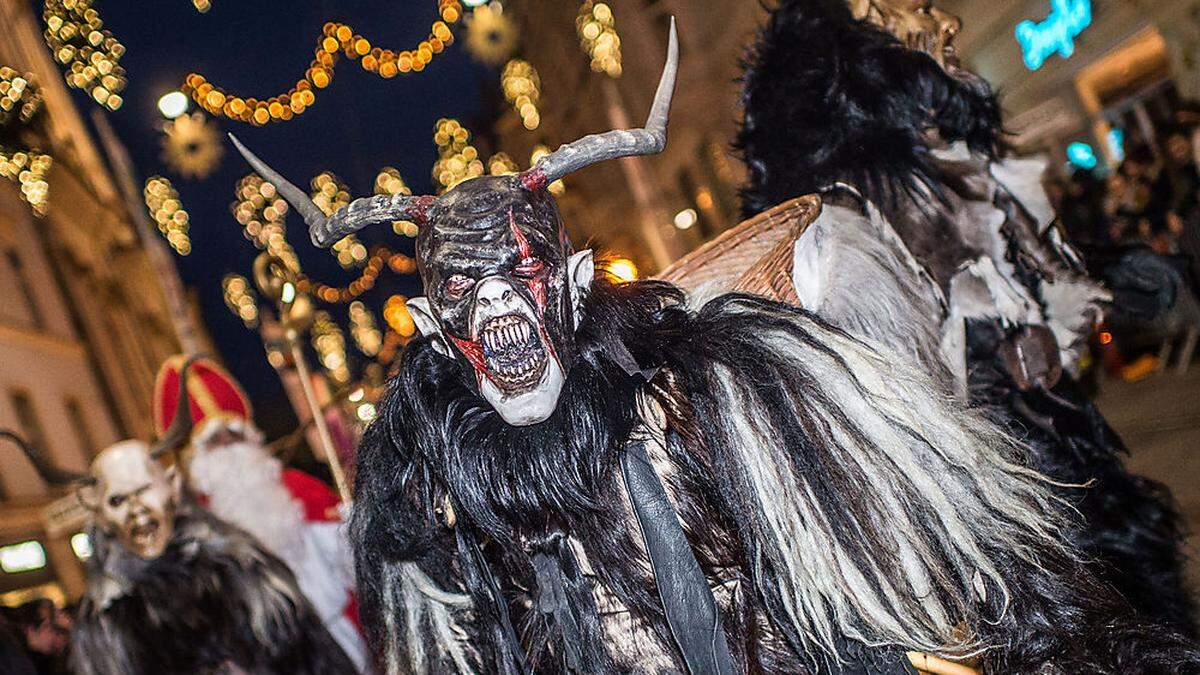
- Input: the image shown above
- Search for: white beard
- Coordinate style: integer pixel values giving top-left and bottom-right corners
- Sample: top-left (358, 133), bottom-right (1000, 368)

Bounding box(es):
top-left (188, 439), bottom-right (305, 558)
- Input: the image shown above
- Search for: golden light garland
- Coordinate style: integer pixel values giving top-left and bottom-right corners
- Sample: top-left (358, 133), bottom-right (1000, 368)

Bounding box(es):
top-left (374, 166), bottom-right (419, 237)
top-left (0, 150), bottom-right (51, 216)
top-left (183, 1), bottom-right (462, 125)
top-left (221, 274), bottom-right (259, 327)
top-left (501, 59), bottom-right (541, 130)
top-left (231, 173), bottom-right (301, 272)
top-left (300, 246), bottom-right (417, 304)
top-left (530, 144), bottom-right (566, 195)
top-left (348, 301), bottom-right (383, 357)
top-left (312, 310), bottom-right (351, 385)
top-left (43, 0), bottom-right (126, 111)
top-left (488, 151), bottom-right (519, 176)
top-left (310, 172), bottom-right (368, 268)
top-left (432, 117), bottom-right (484, 191)
top-left (143, 176), bottom-right (191, 255)
top-left (576, 1), bottom-right (622, 78)
top-left (0, 67), bottom-right (45, 127)
top-left (383, 294), bottom-right (417, 336)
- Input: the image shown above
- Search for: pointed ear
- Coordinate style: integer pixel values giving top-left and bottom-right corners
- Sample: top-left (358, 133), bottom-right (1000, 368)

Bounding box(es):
top-left (76, 478), bottom-right (100, 512)
top-left (568, 249), bottom-right (594, 326)
top-left (406, 297), bottom-right (451, 356)
top-left (165, 463), bottom-right (183, 499)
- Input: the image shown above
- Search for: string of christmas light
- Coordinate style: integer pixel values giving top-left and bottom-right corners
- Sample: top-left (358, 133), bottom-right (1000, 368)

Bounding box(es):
top-left (312, 310), bottom-right (351, 385)
top-left (298, 246), bottom-right (416, 304)
top-left (432, 117), bottom-right (484, 191)
top-left (183, 1), bottom-right (462, 125)
top-left (501, 59), bottom-right (541, 130)
top-left (43, 0), bottom-right (127, 110)
top-left (192, 0), bottom-right (211, 12)
top-left (576, 1), bottom-right (622, 78)
top-left (382, 294), bottom-right (417, 337)
top-left (374, 166), bottom-right (419, 237)
top-left (0, 67), bottom-right (44, 126)
top-left (143, 176), bottom-right (192, 255)
top-left (488, 151), bottom-right (519, 176)
top-left (310, 172), bottom-right (368, 268)
top-left (231, 173), bottom-right (301, 272)
top-left (0, 150), bottom-right (52, 216)
top-left (348, 301), bottom-right (383, 357)
top-left (221, 274), bottom-right (259, 327)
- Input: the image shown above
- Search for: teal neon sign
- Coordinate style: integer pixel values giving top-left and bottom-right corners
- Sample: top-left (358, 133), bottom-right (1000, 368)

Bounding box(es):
top-left (1015, 0), bottom-right (1093, 71)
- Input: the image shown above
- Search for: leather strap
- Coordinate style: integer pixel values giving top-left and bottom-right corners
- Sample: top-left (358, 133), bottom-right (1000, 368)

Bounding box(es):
top-left (621, 437), bottom-right (736, 675)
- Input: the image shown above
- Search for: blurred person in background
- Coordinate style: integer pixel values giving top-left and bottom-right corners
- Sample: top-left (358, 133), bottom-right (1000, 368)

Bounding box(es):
top-left (9, 600), bottom-right (70, 675)
top-left (152, 355), bottom-right (370, 673)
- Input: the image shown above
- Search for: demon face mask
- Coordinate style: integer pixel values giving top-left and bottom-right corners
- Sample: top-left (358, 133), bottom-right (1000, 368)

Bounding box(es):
top-left (232, 20), bottom-right (677, 426)
top-left (80, 440), bottom-right (181, 560)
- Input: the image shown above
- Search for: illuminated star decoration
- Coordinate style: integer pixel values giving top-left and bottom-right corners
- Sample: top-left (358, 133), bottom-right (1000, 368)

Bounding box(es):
top-left (465, 2), bottom-right (518, 66)
top-left (161, 113), bottom-right (224, 179)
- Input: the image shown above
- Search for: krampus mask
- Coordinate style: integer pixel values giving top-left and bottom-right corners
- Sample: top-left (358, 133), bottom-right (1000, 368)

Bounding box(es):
top-left (232, 20), bottom-right (677, 426)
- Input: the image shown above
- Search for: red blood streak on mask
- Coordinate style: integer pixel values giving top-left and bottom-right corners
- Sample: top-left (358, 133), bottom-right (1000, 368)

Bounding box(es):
top-left (448, 335), bottom-right (492, 386)
top-left (509, 210), bottom-right (547, 310)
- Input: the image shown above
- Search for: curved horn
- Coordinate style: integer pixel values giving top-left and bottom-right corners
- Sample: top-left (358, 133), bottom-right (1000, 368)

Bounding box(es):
top-left (228, 134), bottom-right (431, 248)
top-left (0, 429), bottom-right (86, 485)
top-left (521, 16), bottom-right (678, 189)
top-left (150, 354), bottom-right (201, 459)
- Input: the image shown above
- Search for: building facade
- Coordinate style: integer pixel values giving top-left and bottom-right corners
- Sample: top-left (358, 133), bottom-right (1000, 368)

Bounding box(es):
top-left (0, 0), bottom-right (187, 604)
top-left (495, 0), bottom-right (766, 275)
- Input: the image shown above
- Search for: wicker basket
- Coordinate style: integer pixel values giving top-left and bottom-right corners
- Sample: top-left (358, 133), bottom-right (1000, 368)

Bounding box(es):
top-left (656, 195), bottom-right (822, 305)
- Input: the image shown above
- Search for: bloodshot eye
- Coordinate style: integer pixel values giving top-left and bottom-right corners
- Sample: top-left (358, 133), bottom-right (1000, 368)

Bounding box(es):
top-left (443, 274), bottom-right (476, 300)
top-left (512, 257), bottom-right (545, 279)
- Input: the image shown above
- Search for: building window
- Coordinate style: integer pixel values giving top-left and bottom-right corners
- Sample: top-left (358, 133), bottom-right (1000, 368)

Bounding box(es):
top-left (6, 248), bottom-right (45, 330)
top-left (64, 398), bottom-right (96, 459)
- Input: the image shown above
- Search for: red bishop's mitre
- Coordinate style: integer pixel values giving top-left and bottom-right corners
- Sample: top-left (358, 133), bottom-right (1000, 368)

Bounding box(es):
top-left (153, 354), bottom-right (253, 437)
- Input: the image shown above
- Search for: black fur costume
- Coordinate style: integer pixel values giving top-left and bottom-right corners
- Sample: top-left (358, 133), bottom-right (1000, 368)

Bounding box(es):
top-left (71, 502), bottom-right (355, 675)
top-left (737, 0), bottom-right (1196, 636)
top-left (353, 279), bottom-right (1200, 673)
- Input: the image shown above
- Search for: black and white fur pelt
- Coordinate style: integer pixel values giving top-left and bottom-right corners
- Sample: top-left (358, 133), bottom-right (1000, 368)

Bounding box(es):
top-left (735, 0), bottom-right (1001, 219)
top-left (352, 279), bottom-right (1199, 674)
top-left (71, 503), bottom-right (356, 675)
top-left (736, 0), bottom-right (1196, 637)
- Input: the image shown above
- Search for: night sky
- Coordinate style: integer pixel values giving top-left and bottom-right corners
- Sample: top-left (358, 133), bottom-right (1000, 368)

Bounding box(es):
top-left (71, 1), bottom-right (499, 438)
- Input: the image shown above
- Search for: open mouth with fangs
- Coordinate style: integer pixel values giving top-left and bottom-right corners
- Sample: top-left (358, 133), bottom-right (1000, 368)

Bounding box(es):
top-left (129, 517), bottom-right (160, 551)
top-left (479, 313), bottom-right (548, 395)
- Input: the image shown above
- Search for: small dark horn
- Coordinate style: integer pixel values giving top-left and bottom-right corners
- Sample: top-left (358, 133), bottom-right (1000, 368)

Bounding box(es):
top-left (520, 16), bottom-right (678, 189)
top-left (150, 354), bottom-right (201, 458)
top-left (0, 429), bottom-right (86, 485)
top-left (229, 134), bottom-right (431, 248)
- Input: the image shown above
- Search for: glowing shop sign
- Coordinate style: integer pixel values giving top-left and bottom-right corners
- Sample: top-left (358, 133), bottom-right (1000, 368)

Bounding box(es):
top-left (0, 540), bottom-right (46, 573)
top-left (1067, 142), bottom-right (1098, 170)
top-left (1016, 0), bottom-right (1093, 71)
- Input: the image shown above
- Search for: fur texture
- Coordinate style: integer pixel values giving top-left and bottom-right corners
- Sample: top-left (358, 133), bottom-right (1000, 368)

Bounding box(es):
top-left (71, 503), bottom-right (356, 675)
top-left (352, 280), bottom-right (1200, 673)
top-left (736, 0), bottom-right (1196, 637)
top-left (735, 0), bottom-right (1001, 218)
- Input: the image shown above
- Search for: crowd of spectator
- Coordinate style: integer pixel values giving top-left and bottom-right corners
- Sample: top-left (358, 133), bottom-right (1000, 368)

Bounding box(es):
top-left (1052, 113), bottom-right (1200, 378)
top-left (0, 599), bottom-right (71, 675)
